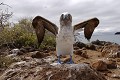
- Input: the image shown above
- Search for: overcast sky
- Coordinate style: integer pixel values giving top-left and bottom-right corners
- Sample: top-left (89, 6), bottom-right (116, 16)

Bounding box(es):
top-left (1, 0), bottom-right (120, 34)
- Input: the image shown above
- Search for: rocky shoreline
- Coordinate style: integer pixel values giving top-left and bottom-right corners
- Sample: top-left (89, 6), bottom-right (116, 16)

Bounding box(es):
top-left (0, 40), bottom-right (120, 80)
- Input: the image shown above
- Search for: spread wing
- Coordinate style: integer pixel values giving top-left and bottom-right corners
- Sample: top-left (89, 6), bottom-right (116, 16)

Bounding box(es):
top-left (74, 17), bottom-right (99, 41)
top-left (32, 16), bottom-right (58, 45)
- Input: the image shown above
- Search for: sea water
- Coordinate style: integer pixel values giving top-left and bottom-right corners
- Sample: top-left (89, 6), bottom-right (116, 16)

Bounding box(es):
top-left (76, 35), bottom-right (120, 45)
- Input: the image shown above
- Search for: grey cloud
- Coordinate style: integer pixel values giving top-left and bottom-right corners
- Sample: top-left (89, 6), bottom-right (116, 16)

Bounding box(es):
top-left (0, 0), bottom-right (120, 33)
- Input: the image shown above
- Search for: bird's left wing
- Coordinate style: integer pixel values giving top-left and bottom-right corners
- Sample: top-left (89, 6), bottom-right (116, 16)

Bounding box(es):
top-left (32, 16), bottom-right (58, 45)
top-left (74, 17), bottom-right (99, 40)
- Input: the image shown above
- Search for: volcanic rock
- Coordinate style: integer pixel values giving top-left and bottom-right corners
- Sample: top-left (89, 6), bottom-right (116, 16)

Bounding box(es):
top-left (86, 44), bottom-right (96, 50)
top-left (74, 49), bottom-right (82, 55)
top-left (9, 48), bottom-right (23, 55)
top-left (0, 61), bottom-right (106, 80)
top-left (105, 60), bottom-right (117, 69)
top-left (31, 51), bottom-right (49, 58)
top-left (92, 60), bottom-right (107, 71)
top-left (74, 49), bottom-right (88, 58)
top-left (74, 42), bottom-right (86, 48)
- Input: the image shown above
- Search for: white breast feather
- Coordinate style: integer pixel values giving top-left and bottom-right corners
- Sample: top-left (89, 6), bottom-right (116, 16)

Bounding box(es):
top-left (56, 26), bottom-right (74, 56)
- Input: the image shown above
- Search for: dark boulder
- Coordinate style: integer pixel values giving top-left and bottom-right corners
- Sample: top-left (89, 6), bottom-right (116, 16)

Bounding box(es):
top-left (92, 60), bottom-right (107, 71)
top-left (74, 42), bottom-right (86, 48)
top-left (105, 60), bottom-right (117, 69)
top-left (31, 51), bottom-right (49, 58)
top-left (86, 44), bottom-right (96, 50)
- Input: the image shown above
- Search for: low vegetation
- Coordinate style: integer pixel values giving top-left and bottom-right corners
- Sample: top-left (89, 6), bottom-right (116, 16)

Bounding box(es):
top-left (0, 18), bottom-right (56, 49)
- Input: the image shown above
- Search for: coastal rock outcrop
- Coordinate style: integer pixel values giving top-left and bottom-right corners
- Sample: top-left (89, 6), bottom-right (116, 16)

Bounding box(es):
top-left (0, 60), bottom-right (106, 80)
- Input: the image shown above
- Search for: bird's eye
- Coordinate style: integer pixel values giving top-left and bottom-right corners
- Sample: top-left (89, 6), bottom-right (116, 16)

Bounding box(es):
top-left (60, 14), bottom-right (64, 20)
top-left (68, 14), bottom-right (70, 16)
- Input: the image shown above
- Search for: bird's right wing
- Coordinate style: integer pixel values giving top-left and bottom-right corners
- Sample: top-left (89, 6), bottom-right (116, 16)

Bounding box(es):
top-left (32, 16), bottom-right (58, 45)
top-left (74, 18), bottom-right (99, 41)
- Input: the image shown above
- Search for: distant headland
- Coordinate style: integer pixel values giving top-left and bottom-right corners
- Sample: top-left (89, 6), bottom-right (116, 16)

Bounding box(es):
top-left (115, 32), bottom-right (120, 35)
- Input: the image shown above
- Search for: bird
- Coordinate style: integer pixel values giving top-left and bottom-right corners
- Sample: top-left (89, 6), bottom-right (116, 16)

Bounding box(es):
top-left (32, 12), bottom-right (99, 64)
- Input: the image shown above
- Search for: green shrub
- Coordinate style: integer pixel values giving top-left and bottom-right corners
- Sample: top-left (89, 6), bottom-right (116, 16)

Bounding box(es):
top-left (0, 18), bottom-right (56, 49)
top-left (0, 27), bottom-right (56, 49)
top-left (14, 27), bottom-right (37, 47)
top-left (0, 26), bottom-right (37, 48)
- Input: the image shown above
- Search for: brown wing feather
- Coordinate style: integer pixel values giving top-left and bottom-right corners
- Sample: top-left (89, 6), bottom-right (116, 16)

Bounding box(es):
top-left (32, 16), bottom-right (58, 45)
top-left (74, 18), bottom-right (99, 40)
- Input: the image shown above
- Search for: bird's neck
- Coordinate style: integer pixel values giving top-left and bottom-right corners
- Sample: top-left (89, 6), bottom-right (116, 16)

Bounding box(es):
top-left (60, 23), bottom-right (72, 29)
top-left (60, 25), bottom-right (72, 31)
top-left (58, 25), bottom-right (73, 34)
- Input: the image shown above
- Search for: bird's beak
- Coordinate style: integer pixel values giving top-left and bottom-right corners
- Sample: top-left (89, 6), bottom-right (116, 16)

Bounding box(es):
top-left (63, 14), bottom-right (68, 20)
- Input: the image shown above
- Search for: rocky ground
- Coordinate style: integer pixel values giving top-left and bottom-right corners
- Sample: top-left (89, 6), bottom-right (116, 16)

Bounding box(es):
top-left (0, 40), bottom-right (120, 80)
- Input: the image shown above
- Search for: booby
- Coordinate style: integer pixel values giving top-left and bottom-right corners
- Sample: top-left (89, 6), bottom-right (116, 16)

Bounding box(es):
top-left (32, 12), bottom-right (99, 64)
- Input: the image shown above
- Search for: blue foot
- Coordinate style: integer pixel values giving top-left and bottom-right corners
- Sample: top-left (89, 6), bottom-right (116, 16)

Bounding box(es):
top-left (57, 60), bottom-right (61, 64)
top-left (67, 55), bottom-right (74, 64)
top-left (57, 56), bottom-right (62, 64)
top-left (70, 59), bottom-right (74, 64)
top-left (67, 60), bottom-right (74, 64)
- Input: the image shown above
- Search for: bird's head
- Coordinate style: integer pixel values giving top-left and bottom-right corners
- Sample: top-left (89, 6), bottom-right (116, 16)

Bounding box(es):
top-left (60, 12), bottom-right (72, 26)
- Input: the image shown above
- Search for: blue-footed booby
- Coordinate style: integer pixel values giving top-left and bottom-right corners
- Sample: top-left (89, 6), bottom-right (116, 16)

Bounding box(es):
top-left (32, 12), bottom-right (99, 64)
